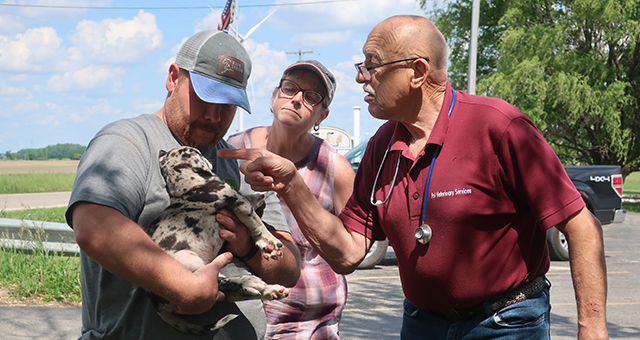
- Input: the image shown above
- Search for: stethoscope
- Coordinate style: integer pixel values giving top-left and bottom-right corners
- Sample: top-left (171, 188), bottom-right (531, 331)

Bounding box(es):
top-left (370, 88), bottom-right (456, 245)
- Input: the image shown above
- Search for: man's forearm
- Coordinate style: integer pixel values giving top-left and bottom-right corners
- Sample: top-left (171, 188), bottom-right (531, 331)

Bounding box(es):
top-left (277, 171), bottom-right (367, 274)
top-left (557, 208), bottom-right (609, 339)
top-left (72, 202), bottom-right (224, 314)
top-left (246, 230), bottom-right (301, 287)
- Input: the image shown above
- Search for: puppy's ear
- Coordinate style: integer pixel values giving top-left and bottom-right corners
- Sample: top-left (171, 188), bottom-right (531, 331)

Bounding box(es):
top-left (158, 150), bottom-right (168, 159)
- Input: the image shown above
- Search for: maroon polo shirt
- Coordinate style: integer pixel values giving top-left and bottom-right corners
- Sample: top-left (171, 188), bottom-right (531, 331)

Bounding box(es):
top-left (339, 81), bottom-right (584, 310)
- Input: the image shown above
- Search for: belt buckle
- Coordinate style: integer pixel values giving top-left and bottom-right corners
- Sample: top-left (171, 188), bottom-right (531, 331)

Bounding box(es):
top-left (503, 291), bottom-right (527, 308)
top-left (491, 277), bottom-right (547, 312)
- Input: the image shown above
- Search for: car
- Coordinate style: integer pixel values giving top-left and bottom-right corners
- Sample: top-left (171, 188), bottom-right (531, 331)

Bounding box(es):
top-left (342, 139), bottom-right (390, 268)
top-left (343, 139), bottom-right (626, 268)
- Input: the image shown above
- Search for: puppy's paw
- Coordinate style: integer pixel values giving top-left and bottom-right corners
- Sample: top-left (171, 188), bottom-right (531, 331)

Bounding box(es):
top-left (173, 250), bottom-right (205, 272)
top-left (220, 275), bottom-right (288, 301)
top-left (262, 284), bottom-right (289, 300)
top-left (254, 235), bottom-right (284, 259)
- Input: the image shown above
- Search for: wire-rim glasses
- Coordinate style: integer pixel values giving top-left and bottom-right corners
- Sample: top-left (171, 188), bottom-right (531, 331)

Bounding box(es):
top-left (354, 57), bottom-right (429, 80)
top-left (278, 79), bottom-right (325, 107)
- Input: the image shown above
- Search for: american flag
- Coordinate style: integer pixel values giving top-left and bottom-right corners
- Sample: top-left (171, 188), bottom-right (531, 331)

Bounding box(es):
top-left (217, 0), bottom-right (235, 31)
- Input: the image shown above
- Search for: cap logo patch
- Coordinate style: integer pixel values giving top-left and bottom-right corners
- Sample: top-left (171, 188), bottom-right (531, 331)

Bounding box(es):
top-left (217, 55), bottom-right (244, 83)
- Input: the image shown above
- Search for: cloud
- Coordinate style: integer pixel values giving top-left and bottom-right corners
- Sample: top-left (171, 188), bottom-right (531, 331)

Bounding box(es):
top-left (50, 98), bottom-right (121, 123)
top-left (194, 8), bottom-right (248, 33)
top-left (0, 83), bottom-right (29, 97)
top-left (12, 100), bottom-right (39, 112)
top-left (0, 26), bottom-right (64, 72)
top-left (194, 8), bottom-right (223, 32)
top-left (4, 0), bottom-right (111, 21)
top-left (271, 0), bottom-right (423, 31)
top-left (32, 114), bottom-right (59, 127)
top-left (290, 30), bottom-right (352, 47)
top-left (46, 65), bottom-right (125, 92)
top-left (68, 10), bottom-right (164, 65)
top-left (132, 98), bottom-right (163, 112)
top-left (0, 13), bottom-right (25, 34)
top-left (9, 74), bottom-right (31, 82)
top-left (243, 39), bottom-right (289, 99)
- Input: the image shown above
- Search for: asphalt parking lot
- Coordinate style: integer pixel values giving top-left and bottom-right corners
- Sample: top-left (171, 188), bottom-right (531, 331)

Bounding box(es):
top-left (340, 213), bottom-right (640, 339)
top-left (1, 213), bottom-right (638, 339)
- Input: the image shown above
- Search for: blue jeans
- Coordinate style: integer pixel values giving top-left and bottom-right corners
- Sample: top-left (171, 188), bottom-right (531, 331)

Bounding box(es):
top-left (400, 283), bottom-right (551, 340)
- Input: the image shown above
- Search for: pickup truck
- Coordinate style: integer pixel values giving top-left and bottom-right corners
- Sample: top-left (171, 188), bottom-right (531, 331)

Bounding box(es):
top-left (343, 140), bottom-right (627, 267)
top-left (550, 166), bottom-right (626, 260)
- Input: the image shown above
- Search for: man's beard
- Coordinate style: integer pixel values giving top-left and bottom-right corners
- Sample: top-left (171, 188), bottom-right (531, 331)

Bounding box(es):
top-left (185, 121), bottom-right (221, 151)
top-left (165, 93), bottom-right (220, 152)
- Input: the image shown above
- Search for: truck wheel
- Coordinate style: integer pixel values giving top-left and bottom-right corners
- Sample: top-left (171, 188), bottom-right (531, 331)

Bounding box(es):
top-left (358, 239), bottom-right (389, 269)
top-left (547, 227), bottom-right (569, 261)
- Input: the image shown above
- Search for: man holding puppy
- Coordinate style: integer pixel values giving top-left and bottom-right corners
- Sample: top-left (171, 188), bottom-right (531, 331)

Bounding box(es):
top-left (66, 30), bottom-right (300, 339)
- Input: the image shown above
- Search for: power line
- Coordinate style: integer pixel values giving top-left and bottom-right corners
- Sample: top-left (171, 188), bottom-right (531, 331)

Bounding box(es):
top-left (0, 0), bottom-right (355, 10)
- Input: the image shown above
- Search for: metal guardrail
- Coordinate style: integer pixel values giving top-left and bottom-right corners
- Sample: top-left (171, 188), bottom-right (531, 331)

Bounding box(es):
top-left (0, 195), bottom-right (636, 257)
top-left (0, 218), bottom-right (79, 255)
top-left (622, 195), bottom-right (640, 204)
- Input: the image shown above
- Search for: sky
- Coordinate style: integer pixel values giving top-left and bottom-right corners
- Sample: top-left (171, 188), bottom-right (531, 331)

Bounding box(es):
top-left (0, 0), bottom-right (437, 154)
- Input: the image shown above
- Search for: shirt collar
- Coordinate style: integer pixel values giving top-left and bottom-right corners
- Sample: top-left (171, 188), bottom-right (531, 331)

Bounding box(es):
top-left (387, 80), bottom-right (454, 156)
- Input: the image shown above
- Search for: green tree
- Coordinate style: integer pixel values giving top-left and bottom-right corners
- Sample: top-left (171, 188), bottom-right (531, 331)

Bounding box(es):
top-left (16, 143), bottom-right (86, 160)
top-left (424, 0), bottom-right (640, 178)
top-left (422, 0), bottom-right (511, 91)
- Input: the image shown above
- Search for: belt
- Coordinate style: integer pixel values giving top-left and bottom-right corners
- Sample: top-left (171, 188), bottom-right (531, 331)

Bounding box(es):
top-left (427, 276), bottom-right (548, 322)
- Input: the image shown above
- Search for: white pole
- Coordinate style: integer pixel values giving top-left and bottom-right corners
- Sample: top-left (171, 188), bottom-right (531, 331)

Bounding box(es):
top-left (235, 0), bottom-right (244, 132)
top-left (353, 106), bottom-right (361, 147)
top-left (468, 0), bottom-right (480, 95)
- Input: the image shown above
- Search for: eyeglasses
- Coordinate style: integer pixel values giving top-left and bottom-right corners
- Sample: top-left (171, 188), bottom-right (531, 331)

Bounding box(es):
top-left (278, 79), bottom-right (325, 107)
top-left (354, 57), bottom-right (429, 81)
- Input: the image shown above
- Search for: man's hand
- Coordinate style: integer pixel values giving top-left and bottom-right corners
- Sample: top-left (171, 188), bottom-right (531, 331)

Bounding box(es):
top-left (217, 148), bottom-right (297, 193)
top-left (218, 147), bottom-right (367, 275)
top-left (217, 210), bottom-right (254, 259)
top-left (73, 202), bottom-right (234, 316)
top-left (175, 252), bottom-right (233, 315)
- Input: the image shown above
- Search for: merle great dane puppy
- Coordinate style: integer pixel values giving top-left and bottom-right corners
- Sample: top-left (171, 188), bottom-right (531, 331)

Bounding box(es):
top-left (144, 146), bottom-right (289, 334)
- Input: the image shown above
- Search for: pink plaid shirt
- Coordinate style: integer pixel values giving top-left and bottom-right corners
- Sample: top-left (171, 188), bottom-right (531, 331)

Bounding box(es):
top-left (228, 129), bottom-right (347, 339)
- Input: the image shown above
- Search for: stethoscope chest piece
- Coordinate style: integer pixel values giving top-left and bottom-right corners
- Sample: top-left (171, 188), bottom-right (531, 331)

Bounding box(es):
top-left (415, 223), bottom-right (432, 244)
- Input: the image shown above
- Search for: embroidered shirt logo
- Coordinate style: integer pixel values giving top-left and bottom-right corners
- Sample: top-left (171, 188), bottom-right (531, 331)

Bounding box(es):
top-left (431, 187), bottom-right (473, 199)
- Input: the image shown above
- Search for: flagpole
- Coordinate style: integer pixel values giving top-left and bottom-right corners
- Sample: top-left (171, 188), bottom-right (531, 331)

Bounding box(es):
top-left (235, 0), bottom-right (244, 132)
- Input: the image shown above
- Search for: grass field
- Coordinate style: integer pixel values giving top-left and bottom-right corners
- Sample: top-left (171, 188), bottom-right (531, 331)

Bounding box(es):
top-left (0, 207), bottom-right (67, 223)
top-left (0, 160), bottom-right (79, 174)
top-left (0, 173), bottom-right (76, 194)
top-left (0, 160), bottom-right (78, 194)
top-left (0, 229), bottom-right (81, 304)
top-left (0, 207), bottom-right (79, 304)
top-left (624, 171), bottom-right (640, 195)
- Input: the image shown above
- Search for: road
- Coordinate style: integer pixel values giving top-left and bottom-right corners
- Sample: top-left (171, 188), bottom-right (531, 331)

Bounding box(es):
top-left (341, 213), bottom-right (640, 339)
top-left (0, 192), bottom-right (71, 212)
top-left (0, 190), bottom-right (638, 339)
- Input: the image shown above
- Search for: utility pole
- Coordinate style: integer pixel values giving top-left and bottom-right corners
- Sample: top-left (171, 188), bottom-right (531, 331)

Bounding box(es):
top-left (286, 49), bottom-right (313, 60)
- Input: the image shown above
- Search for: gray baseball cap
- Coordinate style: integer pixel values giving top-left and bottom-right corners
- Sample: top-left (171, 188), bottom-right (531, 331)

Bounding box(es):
top-left (175, 30), bottom-right (252, 113)
top-left (284, 60), bottom-right (336, 106)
